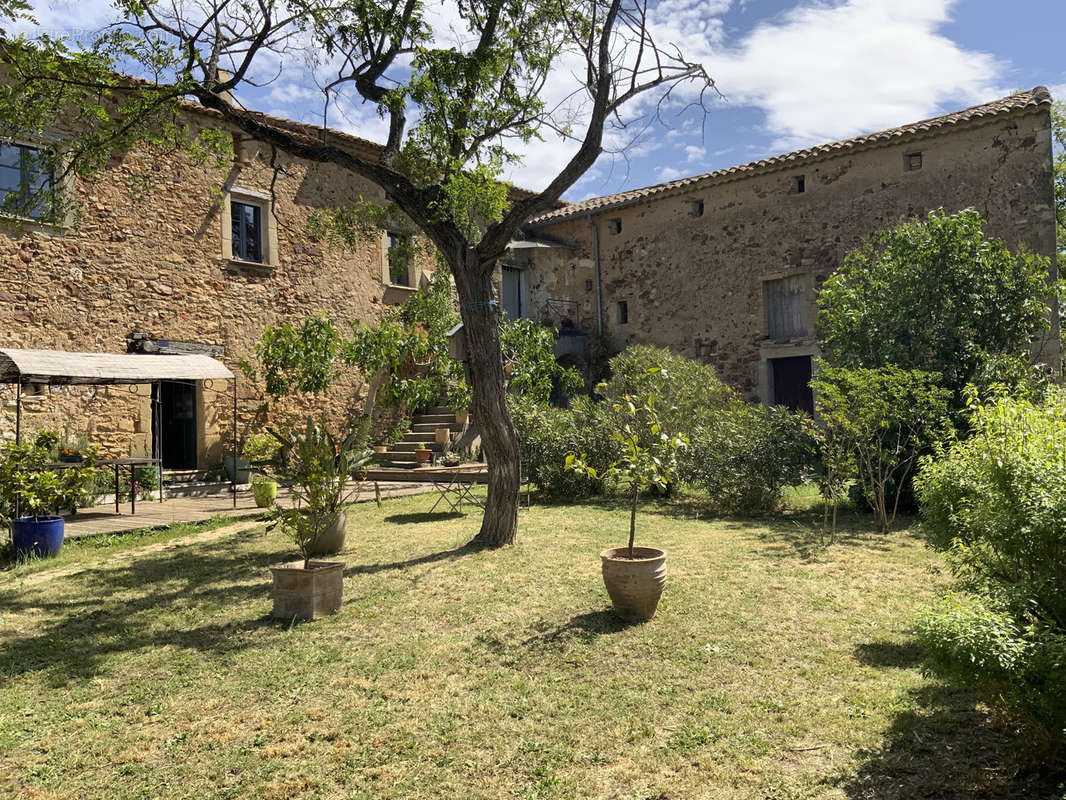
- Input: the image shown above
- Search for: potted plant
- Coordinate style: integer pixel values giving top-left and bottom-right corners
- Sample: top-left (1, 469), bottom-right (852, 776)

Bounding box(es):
top-left (244, 431), bottom-right (282, 507)
top-left (268, 417), bottom-right (372, 620)
top-left (0, 432), bottom-right (99, 558)
top-left (567, 376), bottom-right (687, 621)
top-left (251, 473), bottom-right (278, 508)
top-left (414, 446), bottom-right (432, 465)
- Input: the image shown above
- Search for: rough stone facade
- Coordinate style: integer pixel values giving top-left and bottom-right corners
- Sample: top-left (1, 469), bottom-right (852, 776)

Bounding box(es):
top-left (516, 88), bottom-right (1060, 408)
top-left (0, 109), bottom-right (434, 467)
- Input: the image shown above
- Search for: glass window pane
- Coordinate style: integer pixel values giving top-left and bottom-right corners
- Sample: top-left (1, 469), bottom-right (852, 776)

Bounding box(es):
top-left (231, 200), bottom-right (263, 262)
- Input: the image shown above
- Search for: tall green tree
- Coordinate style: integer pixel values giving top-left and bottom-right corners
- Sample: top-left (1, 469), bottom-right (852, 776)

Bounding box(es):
top-left (817, 208), bottom-right (1057, 414)
top-left (0, 0), bottom-right (714, 546)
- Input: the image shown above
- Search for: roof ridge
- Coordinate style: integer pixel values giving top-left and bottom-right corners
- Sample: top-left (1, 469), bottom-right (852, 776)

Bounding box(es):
top-left (529, 87), bottom-right (1052, 226)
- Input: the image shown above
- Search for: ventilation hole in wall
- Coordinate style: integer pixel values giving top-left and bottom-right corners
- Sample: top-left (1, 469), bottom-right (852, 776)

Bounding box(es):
top-left (585, 279), bottom-right (594, 292)
top-left (689, 199), bottom-right (705, 217)
top-left (793, 175), bottom-right (805, 194)
top-left (608, 218), bottom-right (622, 235)
top-left (617, 300), bottom-right (629, 325)
top-left (905, 151), bottom-right (923, 171)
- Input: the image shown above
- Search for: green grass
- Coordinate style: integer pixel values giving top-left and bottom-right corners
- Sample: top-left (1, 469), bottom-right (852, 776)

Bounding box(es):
top-left (0, 515), bottom-right (245, 578)
top-left (0, 495), bottom-right (1060, 799)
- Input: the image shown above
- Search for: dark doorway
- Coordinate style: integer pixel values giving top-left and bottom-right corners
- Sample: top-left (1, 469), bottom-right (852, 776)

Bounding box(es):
top-left (770, 356), bottom-right (814, 415)
top-left (159, 380), bottom-right (197, 469)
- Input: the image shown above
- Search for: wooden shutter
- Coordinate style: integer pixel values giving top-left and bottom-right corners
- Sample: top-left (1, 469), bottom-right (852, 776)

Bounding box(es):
top-left (765, 276), bottom-right (808, 340)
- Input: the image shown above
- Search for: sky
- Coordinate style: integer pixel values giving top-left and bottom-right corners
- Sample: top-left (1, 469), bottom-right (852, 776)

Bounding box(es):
top-left (15, 0), bottom-right (1066, 202)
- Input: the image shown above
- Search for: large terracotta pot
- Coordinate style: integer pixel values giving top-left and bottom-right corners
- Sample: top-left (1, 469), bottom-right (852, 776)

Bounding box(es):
top-left (270, 560), bottom-right (344, 620)
top-left (600, 546), bottom-right (667, 622)
top-left (309, 509), bottom-right (347, 556)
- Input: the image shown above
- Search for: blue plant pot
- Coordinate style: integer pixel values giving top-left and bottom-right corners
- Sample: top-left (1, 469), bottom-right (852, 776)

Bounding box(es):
top-left (12, 515), bottom-right (65, 558)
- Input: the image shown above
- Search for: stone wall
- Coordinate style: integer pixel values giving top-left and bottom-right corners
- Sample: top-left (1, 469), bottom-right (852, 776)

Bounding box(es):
top-left (522, 102), bottom-right (1059, 402)
top-left (0, 110), bottom-right (435, 465)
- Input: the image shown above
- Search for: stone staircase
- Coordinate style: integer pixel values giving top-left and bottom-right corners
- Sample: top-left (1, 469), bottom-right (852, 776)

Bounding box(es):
top-left (163, 468), bottom-right (239, 498)
top-left (378, 406), bottom-right (468, 469)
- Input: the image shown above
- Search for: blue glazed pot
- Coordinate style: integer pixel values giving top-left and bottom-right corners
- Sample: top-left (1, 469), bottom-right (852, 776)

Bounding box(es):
top-left (13, 515), bottom-right (65, 558)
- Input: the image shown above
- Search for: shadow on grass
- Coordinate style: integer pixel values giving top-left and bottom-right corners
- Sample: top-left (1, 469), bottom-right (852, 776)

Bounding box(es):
top-left (0, 530), bottom-right (297, 686)
top-left (383, 511), bottom-right (465, 525)
top-left (842, 684), bottom-right (1066, 799)
top-left (853, 640), bottom-right (925, 669)
top-left (522, 610), bottom-right (642, 646)
top-left (344, 541), bottom-right (483, 578)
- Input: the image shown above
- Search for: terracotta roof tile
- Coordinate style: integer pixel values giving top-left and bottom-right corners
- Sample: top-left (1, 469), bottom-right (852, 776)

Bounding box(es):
top-left (528, 87), bottom-right (1053, 226)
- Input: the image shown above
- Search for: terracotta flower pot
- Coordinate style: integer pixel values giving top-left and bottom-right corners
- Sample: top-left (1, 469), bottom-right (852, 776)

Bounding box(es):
top-left (270, 559), bottom-right (344, 620)
top-left (600, 546), bottom-right (667, 622)
top-left (414, 448), bottom-right (432, 464)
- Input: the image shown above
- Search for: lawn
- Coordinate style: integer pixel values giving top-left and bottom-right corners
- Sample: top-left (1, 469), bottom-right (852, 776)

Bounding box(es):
top-left (0, 494), bottom-right (1057, 799)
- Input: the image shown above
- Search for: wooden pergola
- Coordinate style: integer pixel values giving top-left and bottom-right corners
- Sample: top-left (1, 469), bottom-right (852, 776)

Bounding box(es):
top-left (0, 348), bottom-right (238, 507)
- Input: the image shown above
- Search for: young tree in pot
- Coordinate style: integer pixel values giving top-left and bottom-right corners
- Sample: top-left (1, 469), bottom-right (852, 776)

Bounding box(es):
top-left (0, 432), bottom-right (100, 558)
top-left (269, 417), bottom-right (372, 620)
top-left (567, 377), bottom-right (687, 621)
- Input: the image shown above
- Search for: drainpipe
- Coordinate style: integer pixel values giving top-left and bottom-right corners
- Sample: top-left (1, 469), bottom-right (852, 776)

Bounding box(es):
top-left (588, 213), bottom-right (603, 336)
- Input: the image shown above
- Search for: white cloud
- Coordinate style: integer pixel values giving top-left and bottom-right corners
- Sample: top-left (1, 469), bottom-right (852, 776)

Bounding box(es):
top-left (696, 0), bottom-right (1001, 151)
top-left (658, 166), bottom-right (684, 180)
top-left (684, 145), bottom-right (706, 162)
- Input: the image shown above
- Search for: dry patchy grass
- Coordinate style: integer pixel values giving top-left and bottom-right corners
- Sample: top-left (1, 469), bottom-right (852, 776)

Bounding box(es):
top-left (0, 495), bottom-right (1061, 799)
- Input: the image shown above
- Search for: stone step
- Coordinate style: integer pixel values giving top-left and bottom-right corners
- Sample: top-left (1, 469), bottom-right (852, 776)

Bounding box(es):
top-left (411, 422), bottom-right (463, 433)
top-left (392, 441), bottom-right (446, 453)
top-left (164, 481), bottom-right (240, 498)
top-left (411, 413), bottom-right (457, 425)
top-left (423, 405), bottom-right (455, 415)
top-left (402, 432), bottom-right (438, 443)
top-left (384, 459), bottom-right (421, 470)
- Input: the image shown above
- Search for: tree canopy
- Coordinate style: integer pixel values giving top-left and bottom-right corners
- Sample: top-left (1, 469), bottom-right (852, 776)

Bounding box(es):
top-left (0, 0), bottom-right (716, 546)
top-left (817, 208), bottom-right (1057, 412)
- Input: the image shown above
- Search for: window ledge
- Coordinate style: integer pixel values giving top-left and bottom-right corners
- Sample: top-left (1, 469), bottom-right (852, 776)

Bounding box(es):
top-left (0, 214), bottom-right (66, 236)
top-left (223, 258), bottom-right (275, 274)
top-left (383, 282), bottom-right (416, 292)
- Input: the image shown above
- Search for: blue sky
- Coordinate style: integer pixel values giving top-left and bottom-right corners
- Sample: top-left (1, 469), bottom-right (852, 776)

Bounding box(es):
top-left (16, 0), bottom-right (1066, 202)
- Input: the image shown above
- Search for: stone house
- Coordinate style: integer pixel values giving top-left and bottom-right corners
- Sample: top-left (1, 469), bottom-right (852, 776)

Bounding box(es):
top-left (510, 87), bottom-right (1060, 413)
top-left (0, 104), bottom-right (436, 469)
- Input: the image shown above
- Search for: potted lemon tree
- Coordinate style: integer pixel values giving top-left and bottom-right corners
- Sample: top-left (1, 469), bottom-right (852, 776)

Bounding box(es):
top-left (567, 377), bottom-right (686, 621)
top-left (268, 417), bottom-right (371, 620)
top-left (0, 431), bottom-right (99, 558)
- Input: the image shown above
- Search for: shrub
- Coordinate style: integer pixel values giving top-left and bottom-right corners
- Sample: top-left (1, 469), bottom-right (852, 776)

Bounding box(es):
top-left (915, 390), bottom-right (1066, 739)
top-left (684, 403), bottom-right (818, 513)
top-left (604, 345), bottom-right (736, 433)
top-left (511, 395), bottom-right (617, 499)
top-left (812, 365), bottom-right (951, 533)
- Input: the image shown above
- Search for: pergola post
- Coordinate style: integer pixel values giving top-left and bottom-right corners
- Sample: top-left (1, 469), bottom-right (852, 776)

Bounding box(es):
top-left (14, 380), bottom-right (21, 445)
top-left (232, 376), bottom-right (237, 509)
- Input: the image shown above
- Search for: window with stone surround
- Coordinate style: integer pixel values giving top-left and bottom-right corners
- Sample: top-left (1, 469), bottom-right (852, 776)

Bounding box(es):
top-left (221, 186), bottom-right (277, 268)
top-left (230, 200), bottom-right (263, 262)
top-left (385, 230), bottom-right (414, 287)
top-left (0, 142), bottom-right (55, 221)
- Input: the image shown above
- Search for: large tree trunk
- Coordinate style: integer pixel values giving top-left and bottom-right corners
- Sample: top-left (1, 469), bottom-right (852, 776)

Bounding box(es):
top-left (452, 251), bottom-right (520, 547)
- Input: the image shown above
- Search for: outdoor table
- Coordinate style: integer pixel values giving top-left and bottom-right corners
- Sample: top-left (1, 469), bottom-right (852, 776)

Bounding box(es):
top-left (49, 457), bottom-right (163, 514)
